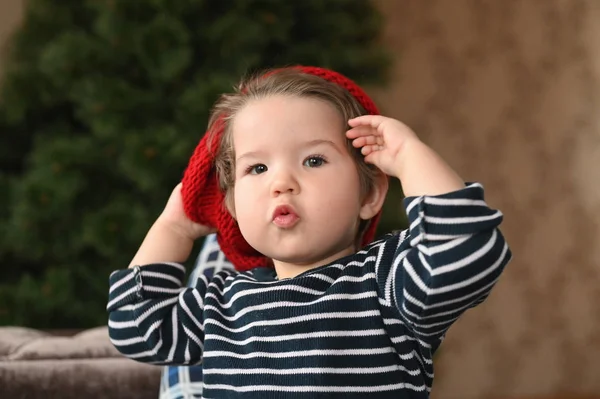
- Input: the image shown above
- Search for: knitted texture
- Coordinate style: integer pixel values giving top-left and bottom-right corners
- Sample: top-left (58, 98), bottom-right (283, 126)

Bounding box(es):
top-left (181, 66), bottom-right (381, 271)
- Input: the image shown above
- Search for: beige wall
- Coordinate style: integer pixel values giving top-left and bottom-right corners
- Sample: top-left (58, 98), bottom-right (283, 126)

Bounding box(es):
top-left (0, 0), bottom-right (598, 398)
top-left (372, 0), bottom-right (600, 398)
top-left (0, 0), bottom-right (24, 78)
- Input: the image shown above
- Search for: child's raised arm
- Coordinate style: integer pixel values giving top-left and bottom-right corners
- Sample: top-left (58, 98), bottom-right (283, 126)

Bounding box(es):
top-left (348, 116), bottom-right (511, 344)
top-left (107, 184), bottom-right (215, 365)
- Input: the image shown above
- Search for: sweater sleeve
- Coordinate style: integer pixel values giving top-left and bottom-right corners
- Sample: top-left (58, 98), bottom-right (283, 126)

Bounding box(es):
top-left (106, 262), bottom-right (208, 365)
top-left (376, 183), bottom-right (511, 345)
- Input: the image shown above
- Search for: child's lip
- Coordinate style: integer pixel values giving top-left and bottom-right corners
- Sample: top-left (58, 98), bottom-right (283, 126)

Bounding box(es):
top-left (272, 204), bottom-right (298, 219)
top-left (272, 204), bottom-right (299, 228)
top-left (273, 213), bottom-right (299, 228)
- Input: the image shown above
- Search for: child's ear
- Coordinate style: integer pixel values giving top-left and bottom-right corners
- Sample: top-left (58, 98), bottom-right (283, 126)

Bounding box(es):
top-left (359, 171), bottom-right (389, 220)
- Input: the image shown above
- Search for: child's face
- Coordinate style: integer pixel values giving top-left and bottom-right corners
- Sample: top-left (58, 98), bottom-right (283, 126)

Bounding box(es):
top-left (232, 95), bottom-right (366, 266)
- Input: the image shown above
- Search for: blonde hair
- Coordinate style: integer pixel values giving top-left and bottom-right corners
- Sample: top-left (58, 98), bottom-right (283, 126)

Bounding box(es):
top-left (207, 68), bottom-right (380, 237)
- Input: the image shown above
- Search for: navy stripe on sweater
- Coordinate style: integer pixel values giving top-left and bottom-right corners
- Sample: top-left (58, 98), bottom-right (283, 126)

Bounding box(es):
top-left (107, 183), bottom-right (511, 398)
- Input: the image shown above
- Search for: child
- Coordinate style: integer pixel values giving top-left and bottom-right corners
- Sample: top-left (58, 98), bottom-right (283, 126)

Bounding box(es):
top-left (107, 66), bottom-right (511, 398)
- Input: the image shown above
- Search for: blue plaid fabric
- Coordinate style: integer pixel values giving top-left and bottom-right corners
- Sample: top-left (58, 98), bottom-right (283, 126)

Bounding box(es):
top-left (158, 234), bottom-right (234, 399)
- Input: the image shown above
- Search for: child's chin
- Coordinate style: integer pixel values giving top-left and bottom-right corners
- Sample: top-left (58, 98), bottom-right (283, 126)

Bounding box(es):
top-left (251, 241), bottom-right (311, 262)
top-left (265, 250), bottom-right (318, 266)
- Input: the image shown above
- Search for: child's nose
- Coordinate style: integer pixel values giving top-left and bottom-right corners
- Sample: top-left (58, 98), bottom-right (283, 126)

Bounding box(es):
top-left (271, 170), bottom-right (300, 196)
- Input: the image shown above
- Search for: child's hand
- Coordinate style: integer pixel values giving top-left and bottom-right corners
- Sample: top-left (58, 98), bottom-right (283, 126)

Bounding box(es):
top-left (158, 183), bottom-right (216, 241)
top-left (346, 115), bottom-right (420, 177)
top-left (128, 183), bottom-right (214, 267)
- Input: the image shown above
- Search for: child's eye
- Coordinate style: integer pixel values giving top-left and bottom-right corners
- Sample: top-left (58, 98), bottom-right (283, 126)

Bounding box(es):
top-left (246, 164), bottom-right (268, 175)
top-left (303, 155), bottom-right (327, 168)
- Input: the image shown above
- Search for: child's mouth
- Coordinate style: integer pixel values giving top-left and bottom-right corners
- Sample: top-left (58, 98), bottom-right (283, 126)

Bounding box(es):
top-left (272, 205), bottom-right (299, 228)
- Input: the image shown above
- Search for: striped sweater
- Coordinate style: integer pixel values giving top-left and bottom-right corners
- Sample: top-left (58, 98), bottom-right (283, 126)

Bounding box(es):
top-left (107, 183), bottom-right (511, 398)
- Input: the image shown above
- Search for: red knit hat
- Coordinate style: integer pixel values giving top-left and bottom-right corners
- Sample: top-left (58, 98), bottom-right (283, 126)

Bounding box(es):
top-left (181, 66), bottom-right (382, 271)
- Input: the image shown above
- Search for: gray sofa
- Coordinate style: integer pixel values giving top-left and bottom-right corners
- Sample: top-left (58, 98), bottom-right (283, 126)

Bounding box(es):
top-left (0, 326), bottom-right (161, 399)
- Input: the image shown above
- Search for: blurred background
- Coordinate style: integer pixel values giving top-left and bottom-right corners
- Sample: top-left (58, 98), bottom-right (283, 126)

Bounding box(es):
top-left (1, 0), bottom-right (598, 398)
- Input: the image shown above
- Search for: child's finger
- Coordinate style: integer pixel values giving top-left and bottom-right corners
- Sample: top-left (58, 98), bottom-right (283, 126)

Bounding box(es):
top-left (348, 115), bottom-right (388, 129)
top-left (361, 144), bottom-right (382, 156)
top-left (364, 152), bottom-right (377, 165)
top-left (351, 135), bottom-right (379, 148)
top-left (346, 125), bottom-right (378, 139)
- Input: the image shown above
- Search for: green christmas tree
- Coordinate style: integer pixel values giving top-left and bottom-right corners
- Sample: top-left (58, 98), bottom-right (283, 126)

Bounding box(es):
top-left (0, 0), bottom-right (401, 329)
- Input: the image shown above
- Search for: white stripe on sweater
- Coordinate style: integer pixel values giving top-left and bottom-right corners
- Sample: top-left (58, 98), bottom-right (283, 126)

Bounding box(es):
top-left (423, 210), bottom-right (502, 225)
top-left (204, 291), bottom-right (378, 322)
top-left (202, 347), bottom-right (396, 359)
top-left (108, 271), bottom-right (135, 294)
top-left (205, 329), bottom-right (387, 346)
top-left (203, 365), bottom-right (403, 375)
top-left (202, 382), bottom-right (428, 393)
top-left (205, 310), bottom-right (381, 333)
top-left (140, 270), bottom-right (182, 286)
